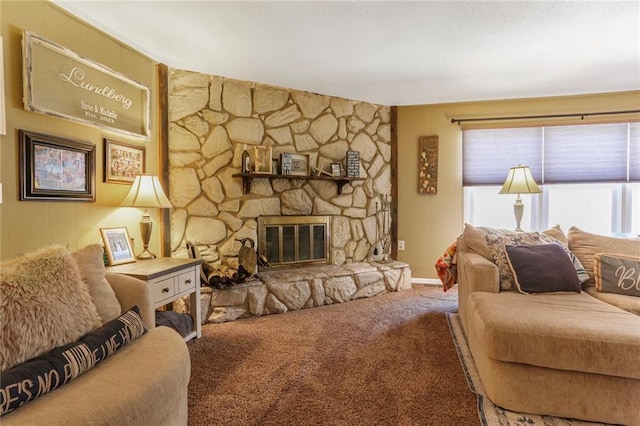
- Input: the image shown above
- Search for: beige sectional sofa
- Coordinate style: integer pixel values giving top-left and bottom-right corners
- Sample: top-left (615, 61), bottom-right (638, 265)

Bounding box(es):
top-left (457, 226), bottom-right (640, 425)
top-left (0, 245), bottom-right (191, 425)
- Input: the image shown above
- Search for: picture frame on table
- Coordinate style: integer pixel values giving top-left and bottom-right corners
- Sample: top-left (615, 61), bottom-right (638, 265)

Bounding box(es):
top-left (104, 139), bottom-right (146, 184)
top-left (289, 153), bottom-right (310, 176)
top-left (100, 227), bottom-right (136, 266)
top-left (19, 129), bottom-right (96, 201)
top-left (331, 163), bottom-right (342, 177)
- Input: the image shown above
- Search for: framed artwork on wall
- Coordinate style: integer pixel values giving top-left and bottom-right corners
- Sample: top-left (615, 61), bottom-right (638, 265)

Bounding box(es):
top-left (418, 135), bottom-right (438, 194)
top-left (19, 129), bottom-right (96, 201)
top-left (104, 139), bottom-right (146, 184)
top-left (100, 227), bottom-right (136, 265)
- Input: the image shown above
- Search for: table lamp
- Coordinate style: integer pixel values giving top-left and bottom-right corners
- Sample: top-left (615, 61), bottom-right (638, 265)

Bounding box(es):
top-left (121, 174), bottom-right (173, 259)
top-left (499, 165), bottom-right (541, 232)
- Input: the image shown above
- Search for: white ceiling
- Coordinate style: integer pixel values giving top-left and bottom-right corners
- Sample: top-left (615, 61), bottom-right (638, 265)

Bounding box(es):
top-left (52, 1), bottom-right (640, 106)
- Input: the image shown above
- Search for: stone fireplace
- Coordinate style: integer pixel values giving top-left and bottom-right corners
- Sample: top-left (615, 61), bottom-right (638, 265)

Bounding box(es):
top-left (165, 68), bottom-right (411, 323)
top-left (167, 68), bottom-right (393, 271)
top-left (258, 215), bottom-right (331, 270)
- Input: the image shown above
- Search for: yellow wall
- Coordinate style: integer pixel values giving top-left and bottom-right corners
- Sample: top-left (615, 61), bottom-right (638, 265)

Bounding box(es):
top-left (2, 2), bottom-right (639, 275)
top-left (0, 1), bottom-right (160, 260)
top-left (397, 91), bottom-right (640, 280)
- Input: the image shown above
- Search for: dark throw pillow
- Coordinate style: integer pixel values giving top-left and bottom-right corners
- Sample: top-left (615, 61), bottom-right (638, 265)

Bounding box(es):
top-left (0, 306), bottom-right (146, 416)
top-left (506, 243), bottom-right (582, 294)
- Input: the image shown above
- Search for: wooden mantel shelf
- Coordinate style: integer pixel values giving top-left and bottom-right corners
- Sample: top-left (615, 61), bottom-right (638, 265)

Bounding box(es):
top-left (232, 173), bottom-right (365, 195)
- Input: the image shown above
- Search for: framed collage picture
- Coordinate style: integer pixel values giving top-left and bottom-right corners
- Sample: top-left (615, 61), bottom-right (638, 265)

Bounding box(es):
top-left (104, 139), bottom-right (146, 184)
top-left (19, 130), bottom-right (96, 201)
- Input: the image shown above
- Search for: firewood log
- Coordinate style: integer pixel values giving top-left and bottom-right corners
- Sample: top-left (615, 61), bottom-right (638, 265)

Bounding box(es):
top-left (219, 265), bottom-right (238, 282)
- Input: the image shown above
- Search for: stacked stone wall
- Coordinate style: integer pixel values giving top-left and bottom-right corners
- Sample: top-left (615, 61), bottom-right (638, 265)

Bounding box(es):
top-left (168, 68), bottom-right (392, 268)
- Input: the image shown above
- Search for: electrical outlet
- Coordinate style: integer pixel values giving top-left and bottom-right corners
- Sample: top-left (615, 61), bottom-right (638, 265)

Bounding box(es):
top-left (398, 240), bottom-right (405, 251)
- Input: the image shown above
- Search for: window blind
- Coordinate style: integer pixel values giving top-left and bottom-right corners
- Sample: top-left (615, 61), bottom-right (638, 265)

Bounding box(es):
top-left (463, 122), bottom-right (639, 186)
top-left (630, 122), bottom-right (640, 181)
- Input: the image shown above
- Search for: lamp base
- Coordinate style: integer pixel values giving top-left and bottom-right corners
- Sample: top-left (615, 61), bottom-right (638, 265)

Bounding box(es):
top-left (513, 195), bottom-right (524, 232)
top-left (137, 210), bottom-right (156, 260)
top-left (136, 249), bottom-right (157, 260)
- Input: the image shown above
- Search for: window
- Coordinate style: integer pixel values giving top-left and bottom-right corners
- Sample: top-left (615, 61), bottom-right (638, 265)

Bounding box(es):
top-left (463, 122), bottom-right (639, 236)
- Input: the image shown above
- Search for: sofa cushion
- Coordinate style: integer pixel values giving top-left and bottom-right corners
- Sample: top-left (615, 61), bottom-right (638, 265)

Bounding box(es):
top-left (0, 306), bottom-right (146, 415)
top-left (0, 326), bottom-right (189, 426)
top-left (72, 244), bottom-right (122, 324)
top-left (506, 243), bottom-right (581, 294)
top-left (594, 253), bottom-right (640, 297)
top-left (467, 291), bottom-right (640, 379)
top-left (542, 224), bottom-right (568, 246)
top-left (584, 286), bottom-right (640, 315)
top-left (0, 246), bottom-right (101, 372)
top-left (462, 224), bottom-right (587, 291)
top-left (568, 226), bottom-right (640, 286)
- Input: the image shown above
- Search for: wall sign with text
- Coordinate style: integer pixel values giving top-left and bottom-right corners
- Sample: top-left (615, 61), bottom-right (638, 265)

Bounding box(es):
top-left (22, 31), bottom-right (151, 140)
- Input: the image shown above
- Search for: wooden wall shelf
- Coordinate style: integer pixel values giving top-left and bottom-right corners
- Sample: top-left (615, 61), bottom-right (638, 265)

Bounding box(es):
top-left (232, 173), bottom-right (365, 195)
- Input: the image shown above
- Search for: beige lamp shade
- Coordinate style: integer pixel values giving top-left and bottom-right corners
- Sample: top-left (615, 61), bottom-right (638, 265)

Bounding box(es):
top-left (499, 165), bottom-right (542, 195)
top-left (121, 174), bottom-right (172, 260)
top-left (121, 174), bottom-right (172, 208)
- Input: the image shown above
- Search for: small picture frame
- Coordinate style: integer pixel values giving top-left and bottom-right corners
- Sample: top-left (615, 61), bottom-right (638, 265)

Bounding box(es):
top-left (19, 129), bottom-right (96, 201)
top-left (100, 227), bottom-right (136, 265)
top-left (346, 150), bottom-right (360, 178)
top-left (253, 146), bottom-right (273, 174)
top-left (280, 153), bottom-right (292, 175)
top-left (331, 163), bottom-right (342, 177)
top-left (104, 139), bottom-right (146, 184)
top-left (289, 153), bottom-right (310, 176)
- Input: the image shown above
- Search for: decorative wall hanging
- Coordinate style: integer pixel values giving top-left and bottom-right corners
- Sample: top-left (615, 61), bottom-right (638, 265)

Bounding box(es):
top-left (19, 130), bottom-right (96, 201)
top-left (22, 31), bottom-right (151, 140)
top-left (418, 135), bottom-right (438, 194)
top-left (104, 139), bottom-right (146, 184)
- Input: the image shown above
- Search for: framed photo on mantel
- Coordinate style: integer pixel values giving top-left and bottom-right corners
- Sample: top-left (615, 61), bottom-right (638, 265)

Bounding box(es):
top-left (253, 146), bottom-right (272, 174)
top-left (289, 153), bottom-right (309, 176)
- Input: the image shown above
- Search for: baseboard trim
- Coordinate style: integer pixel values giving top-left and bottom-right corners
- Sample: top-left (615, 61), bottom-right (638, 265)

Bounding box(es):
top-left (411, 278), bottom-right (442, 286)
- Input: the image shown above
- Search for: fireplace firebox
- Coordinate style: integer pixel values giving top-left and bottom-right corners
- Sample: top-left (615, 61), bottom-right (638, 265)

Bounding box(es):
top-left (257, 215), bottom-right (331, 270)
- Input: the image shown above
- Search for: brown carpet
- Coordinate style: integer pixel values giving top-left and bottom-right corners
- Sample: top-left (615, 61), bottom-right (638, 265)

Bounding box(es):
top-left (187, 285), bottom-right (479, 425)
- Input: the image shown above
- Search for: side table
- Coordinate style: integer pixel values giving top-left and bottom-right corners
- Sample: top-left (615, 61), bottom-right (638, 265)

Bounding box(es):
top-left (107, 257), bottom-right (202, 342)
